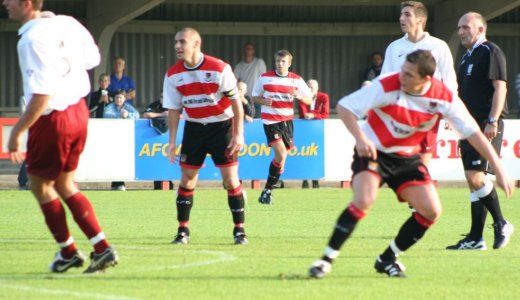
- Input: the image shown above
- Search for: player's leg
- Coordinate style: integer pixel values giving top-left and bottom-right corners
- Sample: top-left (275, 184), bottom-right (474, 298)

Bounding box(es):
top-left (464, 170), bottom-right (512, 249)
top-left (172, 167), bottom-right (199, 244)
top-left (374, 183), bottom-right (440, 277)
top-left (221, 165), bottom-right (248, 245)
top-left (29, 174), bottom-right (85, 273)
top-left (54, 170), bottom-right (117, 273)
top-left (309, 170), bottom-right (379, 278)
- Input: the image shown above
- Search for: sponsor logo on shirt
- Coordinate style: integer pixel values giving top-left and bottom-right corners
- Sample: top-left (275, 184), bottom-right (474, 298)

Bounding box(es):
top-left (205, 72), bottom-right (213, 82)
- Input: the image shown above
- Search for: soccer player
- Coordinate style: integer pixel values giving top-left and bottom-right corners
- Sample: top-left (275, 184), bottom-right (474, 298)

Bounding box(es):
top-left (308, 50), bottom-right (513, 279)
top-left (163, 27), bottom-right (248, 245)
top-left (252, 49), bottom-right (313, 204)
top-left (446, 12), bottom-right (513, 250)
top-left (5, 0), bottom-right (118, 273)
top-left (381, 1), bottom-right (457, 165)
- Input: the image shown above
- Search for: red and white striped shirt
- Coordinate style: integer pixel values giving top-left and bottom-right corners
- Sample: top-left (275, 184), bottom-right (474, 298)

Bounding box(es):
top-left (338, 72), bottom-right (479, 156)
top-left (163, 54), bottom-right (238, 123)
top-left (252, 71), bottom-right (313, 125)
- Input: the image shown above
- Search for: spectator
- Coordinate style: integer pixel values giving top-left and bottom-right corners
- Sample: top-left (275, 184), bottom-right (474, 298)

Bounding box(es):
top-left (108, 56), bottom-right (136, 105)
top-left (253, 49), bottom-right (313, 204)
top-left (142, 92), bottom-right (174, 190)
top-left (237, 81), bottom-right (255, 123)
top-left (103, 90), bottom-right (140, 191)
top-left (88, 73), bottom-right (112, 118)
top-left (362, 51), bottom-right (383, 81)
top-left (298, 79), bottom-right (330, 189)
top-left (234, 42), bottom-right (266, 118)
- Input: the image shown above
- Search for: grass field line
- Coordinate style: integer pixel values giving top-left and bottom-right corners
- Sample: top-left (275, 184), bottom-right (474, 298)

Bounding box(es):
top-left (0, 244), bottom-right (237, 280)
top-left (0, 282), bottom-right (142, 300)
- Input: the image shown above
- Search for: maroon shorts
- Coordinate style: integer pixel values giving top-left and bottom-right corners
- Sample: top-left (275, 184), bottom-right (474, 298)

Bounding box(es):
top-left (419, 120), bottom-right (440, 154)
top-left (26, 100), bottom-right (89, 180)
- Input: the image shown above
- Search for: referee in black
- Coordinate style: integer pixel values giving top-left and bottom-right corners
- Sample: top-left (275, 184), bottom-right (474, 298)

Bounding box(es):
top-left (447, 12), bottom-right (513, 251)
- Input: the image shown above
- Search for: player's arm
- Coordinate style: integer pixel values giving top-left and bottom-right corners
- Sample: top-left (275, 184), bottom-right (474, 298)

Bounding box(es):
top-left (484, 80), bottom-right (507, 139)
top-left (337, 105), bottom-right (377, 159)
top-left (167, 109), bottom-right (182, 164)
top-left (467, 131), bottom-right (514, 197)
top-left (8, 94), bottom-right (50, 163)
top-left (225, 88), bottom-right (244, 155)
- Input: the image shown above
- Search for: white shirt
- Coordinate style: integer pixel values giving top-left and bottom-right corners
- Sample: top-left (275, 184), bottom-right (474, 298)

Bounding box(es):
top-left (234, 57), bottom-right (267, 98)
top-left (17, 15), bottom-right (100, 115)
top-left (381, 32), bottom-right (458, 92)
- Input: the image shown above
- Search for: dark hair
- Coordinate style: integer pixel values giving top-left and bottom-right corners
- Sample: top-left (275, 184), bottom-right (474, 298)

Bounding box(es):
top-left (405, 49), bottom-right (436, 78)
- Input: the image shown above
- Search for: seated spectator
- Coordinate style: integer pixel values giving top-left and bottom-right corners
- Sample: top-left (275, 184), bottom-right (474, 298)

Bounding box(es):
top-left (103, 90), bottom-right (140, 120)
top-left (108, 56), bottom-right (136, 105)
top-left (362, 51), bottom-right (383, 82)
top-left (237, 81), bottom-right (255, 123)
top-left (89, 73), bottom-right (112, 118)
top-left (298, 79), bottom-right (330, 189)
top-left (143, 92), bottom-right (174, 190)
top-left (103, 90), bottom-right (140, 191)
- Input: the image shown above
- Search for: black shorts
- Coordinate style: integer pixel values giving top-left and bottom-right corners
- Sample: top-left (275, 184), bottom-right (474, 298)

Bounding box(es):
top-left (263, 121), bottom-right (294, 149)
top-left (179, 119), bottom-right (237, 169)
top-left (459, 118), bottom-right (503, 174)
top-left (351, 149), bottom-right (432, 201)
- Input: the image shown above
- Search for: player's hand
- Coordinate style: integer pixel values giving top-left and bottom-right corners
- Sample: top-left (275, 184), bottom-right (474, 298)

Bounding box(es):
top-left (8, 130), bottom-right (24, 164)
top-left (495, 170), bottom-right (514, 198)
top-left (167, 143), bottom-right (178, 164)
top-left (484, 123), bottom-right (498, 140)
top-left (263, 97), bottom-right (273, 106)
top-left (227, 134), bottom-right (244, 155)
top-left (355, 136), bottom-right (377, 160)
top-left (121, 109), bottom-right (129, 119)
top-left (305, 113), bottom-right (314, 120)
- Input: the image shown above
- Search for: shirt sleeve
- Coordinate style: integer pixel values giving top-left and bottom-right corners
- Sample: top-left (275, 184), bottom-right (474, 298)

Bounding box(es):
top-left (297, 78), bottom-right (314, 99)
top-left (220, 64), bottom-right (239, 101)
top-left (442, 96), bottom-right (480, 139)
top-left (437, 42), bottom-right (458, 92)
top-left (251, 76), bottom-right (264, 97)
top-left (380, 44), bottom-right (393, 75)
top-left (338, 80), bottom-right (388, 119)
top-left (162, 73), bottom-right (182, 110)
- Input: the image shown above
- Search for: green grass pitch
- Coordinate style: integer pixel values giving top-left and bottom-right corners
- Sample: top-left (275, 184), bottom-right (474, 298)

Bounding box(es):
top-left (0, 187), bottom-right (518, 299)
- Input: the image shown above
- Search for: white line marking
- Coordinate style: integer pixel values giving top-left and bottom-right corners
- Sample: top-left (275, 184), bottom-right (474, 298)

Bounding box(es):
top-left (0, 282), bottom-right (142, 300)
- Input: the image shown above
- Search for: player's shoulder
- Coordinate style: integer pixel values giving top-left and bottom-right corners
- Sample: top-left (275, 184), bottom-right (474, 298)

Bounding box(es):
top-left (200, 54), bottom-right (229, 72)
top-left (378, 73), bottom-right (400, 93)
top-left (287, 72), bottom-right (303, 80)
top-left (166, 60), bottom-right (185, 77)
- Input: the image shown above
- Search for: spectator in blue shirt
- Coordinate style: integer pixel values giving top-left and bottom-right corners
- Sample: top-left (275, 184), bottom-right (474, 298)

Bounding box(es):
top-left (103, 90), bottom-right (140, 120)
top-left (108, 56), bottom-right (136, 105)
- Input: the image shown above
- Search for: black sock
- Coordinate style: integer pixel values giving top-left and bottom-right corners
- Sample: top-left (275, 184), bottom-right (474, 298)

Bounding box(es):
top-left (479, 188), bottom-right (504, 224)
top-left (176, 186), bottom-right (194, 224)
top-left (380, 213), bottom-right (430, 261)
top-left (468, 200), bottom-right (487, 241)
top-left (227, 186), bottom-right (245, 227)
top-left (265, 160), bottom-right (282, 189)
top-left (327, 208), bottom-right (361, 250)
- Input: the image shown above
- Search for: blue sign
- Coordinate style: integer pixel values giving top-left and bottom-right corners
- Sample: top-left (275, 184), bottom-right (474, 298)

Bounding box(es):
top-left (135, 119), bottom-right (324, 180)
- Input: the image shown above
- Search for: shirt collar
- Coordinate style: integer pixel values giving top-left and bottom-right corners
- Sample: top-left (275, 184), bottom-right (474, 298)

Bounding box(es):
top-left (465, 36), bottom-right (487, 56)
top-left (18, 18), bottom-right (42, 36)
top-left (404, 32), bottom-right (430, 43)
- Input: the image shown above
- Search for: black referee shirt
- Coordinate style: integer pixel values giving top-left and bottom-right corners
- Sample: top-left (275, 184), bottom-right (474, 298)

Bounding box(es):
top-left (457, 40), bottom-right (508, 120)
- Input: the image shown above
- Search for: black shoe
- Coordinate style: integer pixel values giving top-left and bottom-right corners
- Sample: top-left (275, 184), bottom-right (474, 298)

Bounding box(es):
top-left (493, 221), bottom-right (514, 249)
top-left (49, 251), bottom-right (86, 273)
top-left (172, 231), bottom-right (190, 245)
top-left (302, 180), bottom-right (309, 189)
top-left (374, 257), bottom-right (406, 277)
top-left (312, 180), bottom-right (320, 189)
top-left (234, 233), bottom-right (249, 245)
top-left (83, 247), bottom-right (118, 273)
top-left (258, 188), bottom-right (273, 205)
top-left (446, 235), bottom-right (487, 250)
